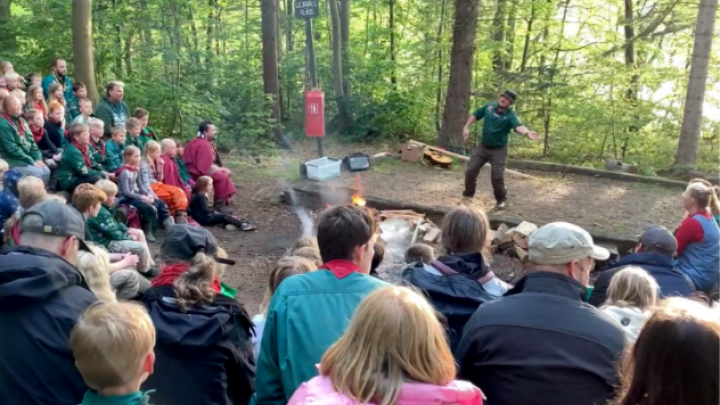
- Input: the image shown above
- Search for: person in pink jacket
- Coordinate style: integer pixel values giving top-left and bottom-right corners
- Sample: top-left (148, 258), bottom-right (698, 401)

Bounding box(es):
top-left (287, 286), bottom-right (485, 405)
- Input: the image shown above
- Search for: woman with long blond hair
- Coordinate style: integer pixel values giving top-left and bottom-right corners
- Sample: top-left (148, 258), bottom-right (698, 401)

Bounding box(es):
top-left (289, 286), bottom-right (484, 405)
top-left (402, 206), bottom-right (502, 354)
top-left (601, 266), bottom-right (659, 344)
top-left (140, 140), bottom-right (189, 220)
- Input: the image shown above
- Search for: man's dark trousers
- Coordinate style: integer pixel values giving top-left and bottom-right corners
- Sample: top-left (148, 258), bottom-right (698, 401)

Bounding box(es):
top-left (463, 143), bottom-right (508, 202)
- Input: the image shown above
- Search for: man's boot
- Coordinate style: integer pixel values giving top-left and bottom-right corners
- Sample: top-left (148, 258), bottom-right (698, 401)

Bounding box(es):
top-left (142, 222), bottom-right (156, 243)
top-left (175, 211), bottom-right (189, 224)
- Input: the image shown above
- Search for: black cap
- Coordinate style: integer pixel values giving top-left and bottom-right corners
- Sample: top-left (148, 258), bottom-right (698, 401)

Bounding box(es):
top-left (21, 200), bottom-right (92, 252)
top-left (160, 224), bottom-right (218, 261)
top-left (638, 226), bottom-right (677, 256)
top-left (501, 90), bottom-right (517, 103)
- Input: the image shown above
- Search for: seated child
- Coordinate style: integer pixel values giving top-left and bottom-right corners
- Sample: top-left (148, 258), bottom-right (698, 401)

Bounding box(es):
top-left (77, 245), bottom-right (142, 301)
top-left (26, 72), bottom-right (41, 89)
top-left (370, 240), bottom-right (385, 277)
top-left (0, 169), bottom-right (21, 238)
top-left (3, 176), bottom-right (47, 246)
top-left (253, 256), bottom-right (318, 358)
top-left (292, 236), bottom-right (319, 251)
top-left (124, 117), bottom-right (145, 150)
top-left (291, 246), bottom-right (322, 268)
top-left (89, 179), bottom-right (156, 277)
top-left (160, 138), bottom-right (191, 198)
top-left (189, 175), bottom-right (254, 231)
top-left (47, 82), bottom-right (66, 113)
top-left (27, 108), bottom-right (61, 169)
top-left (105, 127), bottom-right (126, 172)
top-left (66, 82), bottom-right (86, 122)
top-left (86, 117), bottom-right (116, 181)
top-left (57, 123), bottom-right (105, 192)
top-left (26, 84), bottom-right (47, 119)
top-left (116, 145), bottom-right (174, 242)
top-left (404, 243), bottom-right (437, 274)
top-left (69, 301), bottom-right (156, 405)
top-left (140, 140), bottom-right (188, 220)
top-left (72, 98), bottom-right (93, 125)
top-left (134, 108), bottom-right (160, 144)
top-left (173, 139), bottom-right (193, 186)
top-left (44, 100), bottom-right (66, 149)
top-left (601, 266), bottom-right (659, 344)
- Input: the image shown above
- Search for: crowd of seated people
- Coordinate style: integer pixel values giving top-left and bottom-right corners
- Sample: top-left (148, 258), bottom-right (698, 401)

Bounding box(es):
top-left (0, 56), bottom-right (718, 405)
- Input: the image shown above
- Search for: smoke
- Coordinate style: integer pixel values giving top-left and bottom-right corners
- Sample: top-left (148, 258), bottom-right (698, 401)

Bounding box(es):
top-left (283, 180), bottom-right (316, 239)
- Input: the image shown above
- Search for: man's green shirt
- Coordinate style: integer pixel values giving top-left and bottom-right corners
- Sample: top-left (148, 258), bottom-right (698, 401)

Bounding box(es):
top-left (472, 102), bottom-right (522, 148)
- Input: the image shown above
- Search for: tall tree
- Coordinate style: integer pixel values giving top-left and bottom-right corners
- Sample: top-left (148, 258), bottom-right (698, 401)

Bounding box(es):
top-left (439, 0), bottom-right (479, 151)
top-left (72, 0), bottom-right (100, 105)
top-left (0, 0), bottom-right (16, 52)
top-left (329, 0), bottom-right (351, 133)
top-left (674, 0), bottom-right (718, 167)
top-left (260, 0), bottom-right (284, 143)
top-left (491, 0), bottom-right (508, 74)
top-left (389, 0), bottom-right (396, 84)
top-left (340, 0), bottom-right (351, 96)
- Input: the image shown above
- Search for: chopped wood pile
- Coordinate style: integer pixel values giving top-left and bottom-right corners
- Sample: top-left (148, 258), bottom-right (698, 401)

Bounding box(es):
top-left (377, 210), bottom-right (441, 244)
top-left (489, 221), bottom-right (539, 264)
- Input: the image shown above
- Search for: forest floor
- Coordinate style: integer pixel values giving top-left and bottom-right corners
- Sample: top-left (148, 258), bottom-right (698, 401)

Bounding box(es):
top-left (185, 138), bottom-right (685, 313)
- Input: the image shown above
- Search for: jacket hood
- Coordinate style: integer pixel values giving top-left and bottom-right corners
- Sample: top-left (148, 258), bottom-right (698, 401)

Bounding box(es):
top-left (143, 286), bottom-right (252, 352)
top-left (0, 246), bottom-right (89, 308)
top-left (290, 375), bottom-right (484, 405)
top-left (612, 252), bottom-right (673, 270)
top-left (2, 169), bottom-right (22, 196)
top-left (435, 252), bottom-right (487, 277)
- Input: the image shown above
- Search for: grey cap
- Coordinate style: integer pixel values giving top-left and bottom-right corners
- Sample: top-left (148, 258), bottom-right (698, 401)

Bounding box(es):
top-left (638, 226), bottom-right (677, 256)
top-left (160, 224), bottom-right (218, 262)
top-left (21, 200), bottom-right (92, 251)
top-left (528, 222), bottom-right (610, 265)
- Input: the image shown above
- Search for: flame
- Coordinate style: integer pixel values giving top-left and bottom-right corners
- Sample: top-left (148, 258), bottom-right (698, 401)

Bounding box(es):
top-left (352, 194), bottom-right (366, 207)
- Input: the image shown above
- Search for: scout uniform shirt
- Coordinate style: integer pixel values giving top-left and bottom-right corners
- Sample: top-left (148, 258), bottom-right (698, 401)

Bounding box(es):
top-left (472, 102), bottom-right (523, 148)
top-left (87, 204), bottom-right (132, 248)
top-left (56, 142), bottom-right (104, 191)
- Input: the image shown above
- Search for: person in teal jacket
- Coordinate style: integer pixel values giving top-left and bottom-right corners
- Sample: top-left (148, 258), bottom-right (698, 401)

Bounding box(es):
top-left (252, 205), bottom-right (390, 405)
top-left (105, 127), bottom-right (127, 172)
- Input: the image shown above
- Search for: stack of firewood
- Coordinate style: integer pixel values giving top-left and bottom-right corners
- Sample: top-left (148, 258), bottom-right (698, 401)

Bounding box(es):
top-left (489, 221), bottom-right (539, 263)
top-left (377, 210), bottom-right (441, 244)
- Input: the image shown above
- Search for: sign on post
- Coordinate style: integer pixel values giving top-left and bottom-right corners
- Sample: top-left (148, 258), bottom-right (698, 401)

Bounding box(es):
top-left (294, 0), bottom-right (319, 18)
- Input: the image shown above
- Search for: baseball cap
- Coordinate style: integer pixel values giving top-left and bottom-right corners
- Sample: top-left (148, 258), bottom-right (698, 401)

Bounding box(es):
top-left (501, 90), bottom-right (517, 103)
top-left (637, 225), bottom-right (677, 256)
top-left (161, 224), bottom-right (218, 262)
top-left (20, 200), bottom-right (92, 252)
top-left (528, 222), bottom-right (610, 265)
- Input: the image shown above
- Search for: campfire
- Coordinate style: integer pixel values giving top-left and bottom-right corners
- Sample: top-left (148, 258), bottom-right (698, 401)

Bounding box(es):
top-left (351, 194), bottom-right (366, 207)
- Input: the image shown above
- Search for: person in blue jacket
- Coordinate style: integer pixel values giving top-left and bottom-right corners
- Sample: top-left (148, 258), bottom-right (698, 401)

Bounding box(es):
top-left (252, 205), bottom-right (390, 405)
top-left (41, 57), bottom-right (75, 103)
top-left (0, 169), bottom-right (22, 238)
top-left (0, 201), bottom-right (97, 405)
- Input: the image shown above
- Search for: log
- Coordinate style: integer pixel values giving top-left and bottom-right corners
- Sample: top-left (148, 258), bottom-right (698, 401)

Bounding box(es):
top-left (492, 224), bottom-right (509, 245)
top-left (514, 246), bottom-right (528, 263)
top-left (408, 140), bottom-right (535, 179)
top-left (380, 209), bottom-right (420, 215)
top-left (423, 227), bottom-right (441, 243)
top-left (381, 213), bottom-right (426, 220)
top-left (499, 241), bottom-right (515, 251)
top-left (514, 221), bottom-right (538, 237)
top-left (502, 227), bottom-right (517, 243)
top-left (411, 219), bottom-right (423, 244)
top-left (513, 234), bottom-right (528, 249)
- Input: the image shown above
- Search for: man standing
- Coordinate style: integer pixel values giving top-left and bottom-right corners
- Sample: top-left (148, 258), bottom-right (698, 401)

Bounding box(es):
top-left (589, 226), bottom-right (694, 306)
top-left (183, 121), bottom-right (236, 207)
top-left (0, 201), bottom-right (97, 405)
top-left (456, 222), bottom-right (625, 405)
top-left (462, 90), bottom-right (539, 209)
top-left (41, 57), bottom-right (75, 102)
top-left (94, 81), bottom-right (130, 138)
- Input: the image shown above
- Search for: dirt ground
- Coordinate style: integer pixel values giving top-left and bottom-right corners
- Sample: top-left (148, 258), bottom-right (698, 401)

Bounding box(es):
top-left (205, 139), bottom-right (687, 312)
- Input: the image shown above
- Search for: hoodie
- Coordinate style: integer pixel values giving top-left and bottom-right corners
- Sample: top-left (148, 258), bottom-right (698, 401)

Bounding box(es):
top-left (94, 97), bottom-right (130, 138)
top-left (0, 246), bottom-right (97, 405)
top-left (141, 285), bottom-right (255, 405)
top-left (402, 252), bottom-right (497, 355)
top-left (288, 375), bottom-right (484, 405)
top-left (0, 169), bottom-right (21, 231)
top-left (601, 305), bottom-right (651, 344)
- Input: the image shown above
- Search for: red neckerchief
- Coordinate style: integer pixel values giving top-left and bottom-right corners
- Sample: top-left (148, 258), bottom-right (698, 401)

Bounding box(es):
top-left (115, 164), bottom-right (138, 178)
top-left (151, 263), bottom-right (222, 293)
top-left (90, 137), bottom-right (106, 157)
top-left (30, 125), bottom-right (44, 143)
top-left (322, 260), bottom-right (364, 279)
top-left (33, 101), bottom-right (47, 118)
top-left (2, 113), bottom-right (27, 137)
top-left (72, 140), bottom-right (92, 167)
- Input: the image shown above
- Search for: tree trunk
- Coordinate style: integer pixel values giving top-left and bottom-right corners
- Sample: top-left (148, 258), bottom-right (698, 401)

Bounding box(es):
top-left (520, 1), bottom-right (535, 72)
top-left (188, 5), bottom-right (202, 67)
top-left (674, 0), bottom-right (718, 167)
top-left (329, 0), bottom-right (350, 133)
top-left (72, 0), bottom-right (101, 105)
top-left (389, 0), bottom-right (396, 84)
top-left (439, 0), bottom-right (480, 150)
top-left (261, 0), bottom-right (284, 143)
top-left (206, 0), bottom-right (215, 74)
top-left (340, 0), bottom-right (351, 96)
top-left (505, 0), bottom-right (516, 71)
top-left (112, 0), bottom-right (123, 77)
top-left (0, 0), bottom-right (16, 52)
top-left (434, 0), bottom-right (448, 133)
top-left (491, 0), bottom-right (507, 74)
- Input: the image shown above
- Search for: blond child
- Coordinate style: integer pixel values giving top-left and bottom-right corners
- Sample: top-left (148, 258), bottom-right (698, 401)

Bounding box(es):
top-left (26, 108), bottom-right (61, 168)
top-left (124, 117), bottom-right (145, 149)
top-left (77, 244), bottom-right (141, 301)
top-left (140, 140), bottom-right (189, 219)
top-left (72, 98), bottom-right (93, 125)
top-left (89, 179), bottom-right (155, 278)
top-left (253, 256), bottom-right (317, 358)
top-left (26, 84), bottom-right (48, 119)
top-left (106, 127), bottom-right (126, 172)
top-left (70, 301), bottom-right (156, 405)
top-left (291, 247), bottom-right (322, 268)
top-left (601, 266), bottom-right (659, 344)
top-left (0, 158), bottom-right (8, 188)
top-left (3, 176), bottom-right (46, 245)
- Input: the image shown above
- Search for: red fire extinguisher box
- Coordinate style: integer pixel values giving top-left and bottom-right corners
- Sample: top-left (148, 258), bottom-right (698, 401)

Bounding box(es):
top-left (304, 90), bottom-right (325, 137)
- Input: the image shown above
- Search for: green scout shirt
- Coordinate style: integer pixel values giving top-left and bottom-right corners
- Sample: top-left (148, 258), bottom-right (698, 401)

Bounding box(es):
top-left (0, 115), bottom-right (42, 167)
top-left (105, 140), bottom-right (124, 172)
top-left (89, 138), bottom-right (108, 172)
top-left (139, 126), bottom-right (160, 147)
top-left (56, 143), bottom-right (104, 191)
top-left (472, 102), bottom-right (523, 148)
top-left (175, 156), bottom-right (191, 184)
top-left (125, 134), bottom-right (144, 150)
top-left (87, 205), bottom-right (131, 248)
